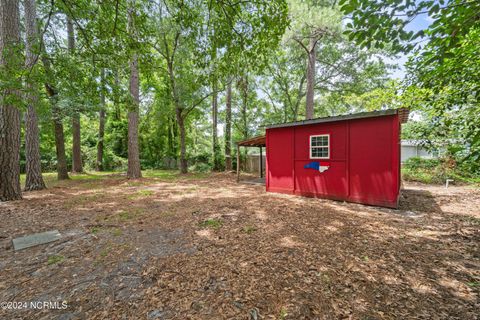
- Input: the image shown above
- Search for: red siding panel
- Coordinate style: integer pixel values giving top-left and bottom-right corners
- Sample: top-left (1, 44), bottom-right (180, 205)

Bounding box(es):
top-left (348, 115), bottom-right (398, 207)
top-left (294, 160), bottom-right (347, 198)
top-left (293, 122), bottom-right (347, 160)
top-left (266, 127), bottom-right (294, 192)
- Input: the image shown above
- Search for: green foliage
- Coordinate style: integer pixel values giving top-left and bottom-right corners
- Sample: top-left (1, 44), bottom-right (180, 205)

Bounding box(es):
top-left (403, 157), bottom-right (440, 171)
top-left (341, 0), bottom-right (480, 174)
top-left (199, 218), bottom-right (222, 229)
top-left (47, 255), bottom-right (65, 265)
top-left (243, 226), bottom-right (257, 234)
top-left (340, 0), bottom-right (480, 54)
top-left (402, 157), bottom-right (480, 185)
top-left (189, 162), bottom-right (212, 173)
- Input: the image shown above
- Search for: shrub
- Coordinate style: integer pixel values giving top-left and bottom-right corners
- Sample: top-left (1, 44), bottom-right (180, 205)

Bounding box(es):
top-left (402, 156), bottom-right (480, 185)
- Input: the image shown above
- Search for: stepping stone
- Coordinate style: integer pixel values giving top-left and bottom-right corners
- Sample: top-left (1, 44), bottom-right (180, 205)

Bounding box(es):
top-left (12, 230), bottom-right (61, 251)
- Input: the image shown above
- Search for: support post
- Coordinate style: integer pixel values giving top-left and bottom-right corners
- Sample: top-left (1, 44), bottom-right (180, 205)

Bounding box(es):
top-left (259, 146), bottom-right (263, 178)
top-left (236, 144), bottom-right (240, 182)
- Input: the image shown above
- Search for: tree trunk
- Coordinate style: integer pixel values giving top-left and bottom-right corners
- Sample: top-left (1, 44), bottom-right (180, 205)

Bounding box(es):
top-left (211, 81), bottom-right (220, 170)
top-left (127, 53), bottom-right (142, 178)
top-left (241, 76), bottom-right (248, 140)
top-left (225, 81), bottom-right (232, 171)
top-left (166, 56), bottom-right (187, 173)
top-left (305, 37), bottom-right (316, 120)
top-left (126, 2), bottom-right (142, 179)
top-left (53, 114), bottom-right (69, 179)
top-left (67, 17), bottom-right (83, 173)
top-left (113, 68), bottom-right (121, 121)
top-left (175, 107), bottom-right (188, 174)
top-left (24, 0), bottom-right (46, 191)
top-left (96, 68), bottom-right (106, 171)
top-left (71, 114), bottom-right (82, 172)
top-left (41, 36), bottom-right (69, 180)
top-left (0, 0), bottom-right (22, 201)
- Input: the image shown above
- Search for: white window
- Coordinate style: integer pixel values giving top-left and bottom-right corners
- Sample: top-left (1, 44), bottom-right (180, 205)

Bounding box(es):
top-left (310, 134), bottom-right (329, 159)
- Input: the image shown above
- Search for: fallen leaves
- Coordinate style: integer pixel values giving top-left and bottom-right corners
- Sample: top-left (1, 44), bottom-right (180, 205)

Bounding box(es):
top-left (0, 173), bottom-right (479, 319)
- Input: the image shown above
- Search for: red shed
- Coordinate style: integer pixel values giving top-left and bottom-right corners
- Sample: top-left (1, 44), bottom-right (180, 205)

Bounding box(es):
top-left (265, 109), bottom-right (408, 208)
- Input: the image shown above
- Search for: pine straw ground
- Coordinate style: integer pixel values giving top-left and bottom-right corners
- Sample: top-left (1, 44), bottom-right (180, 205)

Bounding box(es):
top-left (0, 171), bottom-right (479, 320)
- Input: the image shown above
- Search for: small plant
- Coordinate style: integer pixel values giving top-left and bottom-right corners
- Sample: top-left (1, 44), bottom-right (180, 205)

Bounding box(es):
top-left (199, 218), bottom-right (222, 229)
top-left (127, 189), bottom-right (155, 200)
top-left (137, 190), bottom-right (154, 197)
top-left (362, 255), bottom-right (369, 262)
top-left (467, 281), bottom-right (479, 287)
top-left (118, 211), bottom-right (132, 220)
top-left (278, 308), bottom-right (288, 320)
top-left (99, 247), bottom-right (110, 258)
top-left (462, 216), bottom-right (480, 226)
top-left (243, 226), bottom-right (257, 234)
top-left (48, 255), bottom-right (65, 265)
top-left (90, 226), bottom-right (101, 234)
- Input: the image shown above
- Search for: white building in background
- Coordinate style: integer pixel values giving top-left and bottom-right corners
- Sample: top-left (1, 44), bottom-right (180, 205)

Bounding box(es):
top-left (401, 140), bottom-right (438, 163)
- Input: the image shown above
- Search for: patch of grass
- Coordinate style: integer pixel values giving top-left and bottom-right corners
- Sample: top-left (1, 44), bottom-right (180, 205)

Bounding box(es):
top-left (118, 211), bottom-right (132, 220)
top-left (20, 172), bottom-right (57, 188)
top-left (128, 189), bottom-right (155, 199)
top-left (143, 170), bottom-right (179, 181)
top-left (142, 169), bottom-right (209, 181)
top-left (243, 226), bottom-right (257, 234)
top-left (137, 190), bottom-right (154, 196)
top-left (90, 226), bottom-right (101, 234)
top-left (111, 228), bottom-right (123, 236)
top-left (47, 255), bottom-right (65, 265)
top-left (199, 218), bottom-right (222, 229)
top-left (183, 172), bottom-right (209, 180)
top-left (461, 216), bottom-right (480, 226)
top-left (467, 281), bottom-right (479, 287)
top-left (278, 308), bottom-right (288, 320)
top-left (99, 247), bottom-right (110, 258)
top-left (115, 208), bottom-right (144, 222)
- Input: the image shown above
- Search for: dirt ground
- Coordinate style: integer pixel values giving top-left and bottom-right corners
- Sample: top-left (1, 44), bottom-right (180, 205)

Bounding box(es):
top-left (0, 172), bottom-right (479, 320)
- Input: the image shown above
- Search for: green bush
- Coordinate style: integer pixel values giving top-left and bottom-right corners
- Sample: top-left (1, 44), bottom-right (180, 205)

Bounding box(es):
top-left (403, 157), bottom-right (440, 170)
top-left (189, 162), bottom-right (211, 173)
top-left (402, 156), bottom-right (480, 185)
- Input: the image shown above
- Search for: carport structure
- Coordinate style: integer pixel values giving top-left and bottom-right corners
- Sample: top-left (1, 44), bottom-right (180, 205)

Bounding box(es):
top-left (236, 135), bottom-right (266, 183)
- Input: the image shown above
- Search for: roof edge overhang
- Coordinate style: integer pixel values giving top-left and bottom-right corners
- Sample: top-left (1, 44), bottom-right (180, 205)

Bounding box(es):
top-left (236, 135), bottom-right (266, 147)
top-left (263, 109), bottom-right (408, 130)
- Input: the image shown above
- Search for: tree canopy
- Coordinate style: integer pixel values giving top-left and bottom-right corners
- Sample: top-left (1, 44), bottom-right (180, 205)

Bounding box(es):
top-left (1, 0), bottom-right (478, 201)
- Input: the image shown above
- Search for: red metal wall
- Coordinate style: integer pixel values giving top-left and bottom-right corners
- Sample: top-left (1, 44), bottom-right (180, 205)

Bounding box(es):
top-left (266, 114), bottom-right (400, 208)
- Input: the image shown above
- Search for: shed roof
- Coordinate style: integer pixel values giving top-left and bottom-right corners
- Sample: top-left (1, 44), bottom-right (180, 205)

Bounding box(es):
top-left (236, 135), bottom-right (266, 147)
top-left (264, 108), bottom-right (409, 130)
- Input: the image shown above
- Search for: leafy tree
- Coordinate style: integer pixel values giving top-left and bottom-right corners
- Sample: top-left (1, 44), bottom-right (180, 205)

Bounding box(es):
top-left (341, 0), bottom-right (480, 169)
top-left (287, 0), bottom-right (342, 119)
top-left (151, 0), bottom-right (288, 173)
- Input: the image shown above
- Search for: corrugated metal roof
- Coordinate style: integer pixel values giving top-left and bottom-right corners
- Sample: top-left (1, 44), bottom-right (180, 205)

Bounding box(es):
top-left (237, 135), bottom-right (266, 147)
top-left (264, 109), bottom-right (406, 130)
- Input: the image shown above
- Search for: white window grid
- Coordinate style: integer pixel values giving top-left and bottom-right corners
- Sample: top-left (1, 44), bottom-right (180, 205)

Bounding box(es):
top-left (310, 134), bottom-right (330, 159)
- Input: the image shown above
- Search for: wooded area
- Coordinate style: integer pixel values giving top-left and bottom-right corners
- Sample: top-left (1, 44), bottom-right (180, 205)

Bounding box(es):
top-left (1, 0), bottom-right (478, 201)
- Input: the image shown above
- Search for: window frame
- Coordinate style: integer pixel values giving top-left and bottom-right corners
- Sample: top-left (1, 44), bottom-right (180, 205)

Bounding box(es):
top-left (309, 134), bottom-right (330, 159)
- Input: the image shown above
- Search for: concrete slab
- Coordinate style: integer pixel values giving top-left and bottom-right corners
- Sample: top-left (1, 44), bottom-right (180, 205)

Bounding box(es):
top-left (12, 230), bottom-right (61, 251)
